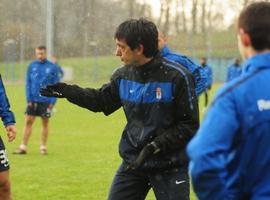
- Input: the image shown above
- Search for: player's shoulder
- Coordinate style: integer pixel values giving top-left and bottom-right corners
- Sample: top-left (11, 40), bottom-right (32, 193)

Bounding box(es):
top-left (161, 57), bottom-right (193, 79)
top-left (212, 71), bottom-right (260, 107)
top-left (29, 60), bottom-right (38, 66)
top-left (111, 65), bottom-right (128, 80)
top-left (45, 60), bottom-right (55, 67)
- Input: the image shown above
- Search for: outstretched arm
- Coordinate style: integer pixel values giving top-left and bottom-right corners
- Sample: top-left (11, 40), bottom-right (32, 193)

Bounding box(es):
top-left (40, 76), bottom-right (122, 116)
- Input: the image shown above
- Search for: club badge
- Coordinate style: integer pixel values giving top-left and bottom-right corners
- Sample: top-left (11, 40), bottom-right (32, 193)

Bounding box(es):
top-left (156, 87), bottom-right (162, 100)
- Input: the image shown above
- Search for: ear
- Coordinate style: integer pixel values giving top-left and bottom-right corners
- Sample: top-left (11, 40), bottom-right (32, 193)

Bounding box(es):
top-left (239, 29), bottom-right (251, 47)
top-left (135, 44), bottom-right (144, 56)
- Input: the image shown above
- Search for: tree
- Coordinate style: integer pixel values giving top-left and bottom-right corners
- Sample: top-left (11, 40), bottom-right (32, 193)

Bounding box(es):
top-left (191, 0), bottom-right (198, 34)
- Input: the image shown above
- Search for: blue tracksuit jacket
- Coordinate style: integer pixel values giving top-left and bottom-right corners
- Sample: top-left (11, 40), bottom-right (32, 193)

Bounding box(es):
top-left (203, 64), bottom-right (213, 89)
top-left (227, 64), bottom-right (242, 82)
top-left (0, 76), bottom-right (15, 126)
top-left (187, 52), bottom-right (270, 200)
top-left (160, 46), bottom-right (208, 96)
top-left (26, 59), bottom-right (60, 104)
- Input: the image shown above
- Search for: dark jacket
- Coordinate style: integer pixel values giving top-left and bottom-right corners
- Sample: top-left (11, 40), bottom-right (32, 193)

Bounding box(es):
top-left (64, 55), bottom-right (199, 171)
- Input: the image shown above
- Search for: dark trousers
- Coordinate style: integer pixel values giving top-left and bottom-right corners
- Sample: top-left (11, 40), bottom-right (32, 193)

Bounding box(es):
top-left (108, 163), bottom-right (190, 200)
top-left (204, 90), bottom-right (209, 107)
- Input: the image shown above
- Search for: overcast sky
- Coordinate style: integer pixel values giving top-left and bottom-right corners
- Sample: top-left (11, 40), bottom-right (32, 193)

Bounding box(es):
top-left (142, 0), bottom-right (242, 27)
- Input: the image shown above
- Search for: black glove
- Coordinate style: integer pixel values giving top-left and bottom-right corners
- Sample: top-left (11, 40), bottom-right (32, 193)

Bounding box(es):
top-left (126, 142), bottom-right (160, 171)
top-left (40, 83), bottom-right (68, 98)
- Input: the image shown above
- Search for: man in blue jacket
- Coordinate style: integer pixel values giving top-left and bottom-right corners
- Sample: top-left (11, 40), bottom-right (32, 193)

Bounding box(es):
top-left (187, 2), bottom-right (270, 200)
top-left (14, 46), bottom-right (60, 155)
top-left (226, 58), bottom-right (242, 82)
top-left (51, 55), bottom-right (64, 80)
top-left (200, 57), bottom-right (213, 108)
top-left (0, 76), bottom-right (16, 200)
top-left (158, 32), bottom-right (208, 96)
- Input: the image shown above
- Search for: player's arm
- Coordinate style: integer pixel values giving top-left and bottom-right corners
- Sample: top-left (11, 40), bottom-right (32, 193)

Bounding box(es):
top-left (25, 65), bottom-right (33, 104)
top-left (226, 67), bottom-right (230, 81)
top-left (0, 76), bottom-right (16, 142)
top-left (209, 66), bottom-right (213, 86)
top-left (66, 81), bottom-right (121, 115)
top-left (153, 72), bottom-right (199, 153)
top-left (48, 65), bottom-right (62, 105)
top-left (187, 90), bottom-right (239, 200)
top-left (40, 73), bottom-right (122, 115)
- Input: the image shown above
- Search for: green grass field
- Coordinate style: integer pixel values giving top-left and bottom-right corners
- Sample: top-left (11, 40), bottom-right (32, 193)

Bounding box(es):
top-left (2, 82), bottom-right (221, 200)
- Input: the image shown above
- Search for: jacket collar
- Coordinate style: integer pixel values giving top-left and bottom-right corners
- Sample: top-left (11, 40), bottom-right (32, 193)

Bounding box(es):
top-left (36, 58), bottom-right (48, 64)
top-left (160, 45), bottom-right (171, 57)
top-left (129, 53), bottom-right (161, 73)
top-left (243, 52), bottom-right (270, 73)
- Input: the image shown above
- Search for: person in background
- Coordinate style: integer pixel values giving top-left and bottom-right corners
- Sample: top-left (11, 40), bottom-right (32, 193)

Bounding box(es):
top-left (226, 58), bottom-right (242, 82)
top-left (158, 31), bottom-right (208, 96)
top-left (200, 57), bottom-right (212, 108)
top-left (51, 55), bottom-right (64, 80)
top-left (14, 46), bottom-right (60, 155)
top-left (188, 2), bottom-right (270, 199)
top-left (0, 75), bottom-right (16, 200)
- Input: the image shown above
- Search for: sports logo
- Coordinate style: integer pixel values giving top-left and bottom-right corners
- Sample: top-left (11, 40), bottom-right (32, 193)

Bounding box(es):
top-left (258, 99), bottom-right (270, 111)
top-left (0, 150), bottom-right (9, 167)
top-left (156, 87), bottom-right (162, 100)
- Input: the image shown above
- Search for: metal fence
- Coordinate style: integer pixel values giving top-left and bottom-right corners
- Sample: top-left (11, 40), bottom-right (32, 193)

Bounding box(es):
top-left (0, 56), bottom-right (237, 85)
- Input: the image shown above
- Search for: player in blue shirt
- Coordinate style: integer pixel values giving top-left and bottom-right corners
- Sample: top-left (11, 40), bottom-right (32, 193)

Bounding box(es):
top-left (200, 57), bottom-right (213, 108)
top-left (158, 32), bottom-right (208, 96)
top-left (227, 58), bottom-right (242, 82)
top-left (187, 2), bottom-right (270, 199)
top-left (14, 46), bottom-right (60, 155)
top-left (0, 75), bottom-right (16, 200)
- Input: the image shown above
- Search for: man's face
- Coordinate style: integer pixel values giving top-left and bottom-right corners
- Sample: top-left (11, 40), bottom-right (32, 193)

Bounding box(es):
top-left (200, 59), bottom-right (206, 66)
top-left (115, 39), bottom-right (140, 65)
top-left (158, 32), bottom-right (167, 50)
top-left (35, 49), bottom-right (47, 62)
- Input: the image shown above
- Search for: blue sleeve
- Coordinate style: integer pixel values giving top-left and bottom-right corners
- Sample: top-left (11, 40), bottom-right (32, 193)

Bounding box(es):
top-left (56, 64), bottom-right (64, 79)
top-left (49, 66), bottom-right (61, 105)
top-left (165, 54), bottom-right (208, 96)
top-left (169, 54), bottom-right (198, 73)
top-left (226, 67), bottom-right (231, 82)
top-left (26, 65), bottom-right (32, 103)
top-left (238, 67), bottom-right (242, 77)
top-left (209, 66), bottom-right (213, 86)
top-left (187, 89), bottom-right (239, 200)
top-left (0, 76), bottom-right (15, 127)
top-left (161, 48), bottom-right (208, 96)
top-left (59, 67), bottom-right (64, 79)
top-left (53, 65), bottom-right (60, 83)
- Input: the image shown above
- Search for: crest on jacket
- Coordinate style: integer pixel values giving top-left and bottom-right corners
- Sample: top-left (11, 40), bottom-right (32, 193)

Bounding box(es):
top-left (156, 87), bottom-right (162, 100)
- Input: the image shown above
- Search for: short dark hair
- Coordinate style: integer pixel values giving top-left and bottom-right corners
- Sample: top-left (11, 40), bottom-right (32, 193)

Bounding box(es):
top-left (36, 45), bottom-right (47, 51)
top-left (238, 2), bottom-right (270, 51)
top-left (114, 18), bottom-right (158, 57)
